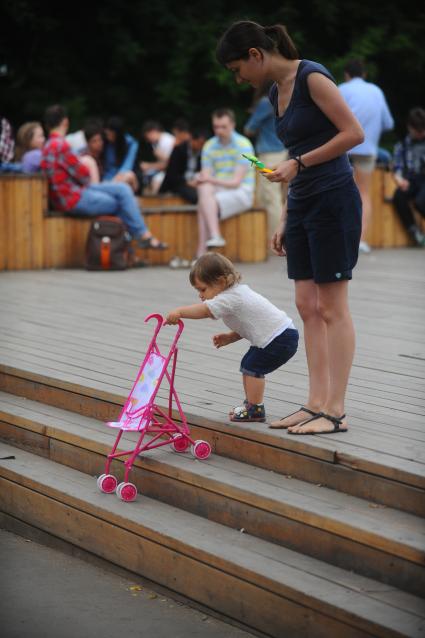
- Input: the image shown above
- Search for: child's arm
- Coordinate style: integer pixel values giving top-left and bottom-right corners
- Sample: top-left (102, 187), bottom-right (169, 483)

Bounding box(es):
top-left (213, 331), bottom-right (242, 348)
top-left (165, 303), bottom-right (212, 325)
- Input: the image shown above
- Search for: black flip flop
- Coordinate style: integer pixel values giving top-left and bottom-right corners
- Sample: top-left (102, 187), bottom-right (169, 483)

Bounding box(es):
top-left (287, 412), bottom-right (347, 435)
top-left (269, 406), bottom-right (319, 429)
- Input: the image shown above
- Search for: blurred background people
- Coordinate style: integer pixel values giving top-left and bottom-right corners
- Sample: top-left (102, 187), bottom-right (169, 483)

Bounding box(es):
top-left (15, 121), bottom-right (45, 172)
top-left (244, 82), bottom-right (288, 242)
top-left (140, 120), bottom-right (175, 194)
top-left (159, 127), bottom-right (208, 203)
top-left (391, 107), bottom-right (425, 246)
top-left (103, 116), bottom-right (139, 192)
top-left (79, 119), bottom-right (105, 184)
top-left (339, 59), bottom-right (394, 253)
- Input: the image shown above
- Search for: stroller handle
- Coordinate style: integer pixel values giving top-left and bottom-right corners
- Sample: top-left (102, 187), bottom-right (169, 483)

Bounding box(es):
top-left (145, 313), bottom-right (184, 339)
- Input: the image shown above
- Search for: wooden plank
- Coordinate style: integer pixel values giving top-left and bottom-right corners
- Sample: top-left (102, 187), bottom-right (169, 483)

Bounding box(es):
top-left (30, 177), bottom-right (45, 268)
top-left (1, 394), bottom-right (424, 596)
top-left (0, 444), bottom-right (424, 638)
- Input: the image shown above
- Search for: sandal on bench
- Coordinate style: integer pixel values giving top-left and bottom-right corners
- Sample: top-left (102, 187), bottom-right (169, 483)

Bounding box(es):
top-left (269, 406), bottom-right (319, 429)
top-left (287, 411), bottom-right (347, 435)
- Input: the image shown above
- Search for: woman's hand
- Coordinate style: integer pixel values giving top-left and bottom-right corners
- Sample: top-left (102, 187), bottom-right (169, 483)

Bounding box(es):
top-left (271, 218), bottom-right (287, 256)
top-left (266, 158), bottom-right (298, 183)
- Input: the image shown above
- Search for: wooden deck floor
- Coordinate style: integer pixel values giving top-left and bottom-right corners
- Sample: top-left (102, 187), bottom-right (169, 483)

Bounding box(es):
top-left (0, 249), bottom-right (424, 486)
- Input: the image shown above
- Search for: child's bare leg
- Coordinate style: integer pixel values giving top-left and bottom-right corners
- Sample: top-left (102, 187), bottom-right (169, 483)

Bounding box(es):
top-left (244, 374), bottom-right (265, 405)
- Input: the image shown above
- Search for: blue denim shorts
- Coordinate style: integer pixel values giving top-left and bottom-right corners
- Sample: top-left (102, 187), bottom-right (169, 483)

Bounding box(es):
top-left (285, 184), bottom-right (362, 283)
top-left (240, 328), bottom-right (299, 378)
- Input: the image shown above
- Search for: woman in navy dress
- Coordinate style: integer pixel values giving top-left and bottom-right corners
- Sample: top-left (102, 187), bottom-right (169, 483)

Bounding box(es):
top-left (216, 21), bottom-right (364, 435)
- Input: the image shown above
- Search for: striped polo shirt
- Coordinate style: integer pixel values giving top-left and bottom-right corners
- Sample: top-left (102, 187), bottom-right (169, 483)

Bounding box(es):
top-left (201, 131), bottom-right (255, 190)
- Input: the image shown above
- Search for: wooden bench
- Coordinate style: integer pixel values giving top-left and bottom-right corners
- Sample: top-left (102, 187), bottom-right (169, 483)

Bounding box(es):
top-left (0, 175), bottom-right (267, 270)
top-left (1, 171), bottom-right (423, 271)
top-left (364, 169), bottom-right (424, 247)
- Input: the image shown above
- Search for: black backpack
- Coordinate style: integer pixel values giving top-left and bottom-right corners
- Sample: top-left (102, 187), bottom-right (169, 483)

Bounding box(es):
top-left (85, 216), bottom-right (131, 270)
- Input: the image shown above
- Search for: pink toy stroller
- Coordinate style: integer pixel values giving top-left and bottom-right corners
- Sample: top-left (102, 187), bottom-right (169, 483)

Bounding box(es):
top-left (97, 313), bottom-right (212, 502)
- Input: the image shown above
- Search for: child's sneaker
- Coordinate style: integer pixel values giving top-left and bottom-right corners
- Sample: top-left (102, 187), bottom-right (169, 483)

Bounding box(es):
top-left (230, 402), bottom-right (266, 422)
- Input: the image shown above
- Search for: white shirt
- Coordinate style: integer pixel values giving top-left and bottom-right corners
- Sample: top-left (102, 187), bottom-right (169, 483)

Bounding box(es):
top-left (206, 284), bottom-right (293, 348)
top-left (154, 132), bottom-right (175, 160)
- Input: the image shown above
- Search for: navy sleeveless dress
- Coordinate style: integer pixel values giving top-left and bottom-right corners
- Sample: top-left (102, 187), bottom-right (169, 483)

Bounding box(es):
top-left (269, 60), bottom-right (362, 283)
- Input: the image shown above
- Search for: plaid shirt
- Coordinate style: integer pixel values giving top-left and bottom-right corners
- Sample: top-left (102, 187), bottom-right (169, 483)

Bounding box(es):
top-left (41, 132), bottom-right (90, 211)
top-left (393, 135), bottom-right (425, 178)
top-left (0, 117), bottom-right (15, 163)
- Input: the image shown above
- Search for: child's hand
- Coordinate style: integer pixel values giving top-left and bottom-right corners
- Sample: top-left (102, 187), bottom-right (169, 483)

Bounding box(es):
top-left (213, 333), bottom-right (233, 348)
top-left (165, 309), bottom-right (181, 325)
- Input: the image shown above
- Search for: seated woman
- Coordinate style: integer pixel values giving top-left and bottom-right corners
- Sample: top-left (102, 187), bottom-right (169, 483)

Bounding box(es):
top-left (103, 116), bottom-right (139, 192)
top-left (79, 120), bottom-right (105, 183)
top-left (15, 121), bottom-right (46, 172)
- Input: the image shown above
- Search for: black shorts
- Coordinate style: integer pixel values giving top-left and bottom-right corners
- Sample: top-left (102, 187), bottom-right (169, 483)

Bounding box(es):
top-left (240, 328), bottom-right (299, 379)
top-left (285, 184), bottom-right (362, 283)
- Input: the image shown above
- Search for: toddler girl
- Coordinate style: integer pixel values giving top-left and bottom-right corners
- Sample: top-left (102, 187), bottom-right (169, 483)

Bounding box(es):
top-left (165, 253), bottom-right (298, 422)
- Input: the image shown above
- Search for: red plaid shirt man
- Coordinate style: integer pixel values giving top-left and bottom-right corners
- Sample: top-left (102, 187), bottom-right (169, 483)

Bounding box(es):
top-left (41, 132), bottom-right (90, 211)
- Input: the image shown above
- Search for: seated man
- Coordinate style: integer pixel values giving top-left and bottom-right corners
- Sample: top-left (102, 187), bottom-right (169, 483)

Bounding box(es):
top-left (41, 104), bottom-right (166, 249)
top-left (159, 128), bottom-right (208, 204)
top-left (196, 108), bottom-right (255, 256)
top-left (392, 107), bottom-right (425, 246)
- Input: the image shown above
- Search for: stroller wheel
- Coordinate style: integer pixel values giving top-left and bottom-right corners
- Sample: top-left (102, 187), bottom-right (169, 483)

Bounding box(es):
top-left (191, 440), bottom-right (212, 460)
top-left (171, 433), bottom-right (190, 453)
top-left (97, 474), bottom-right (118, 494)
top-left (117, 482), bottom-right (138, 502)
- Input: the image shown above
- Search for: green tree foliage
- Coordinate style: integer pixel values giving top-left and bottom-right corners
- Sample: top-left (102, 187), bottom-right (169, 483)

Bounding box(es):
top-left (0, 0), bottom-right (423, 143)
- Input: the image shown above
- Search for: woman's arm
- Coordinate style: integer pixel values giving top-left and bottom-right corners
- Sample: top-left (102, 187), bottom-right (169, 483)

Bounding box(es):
top-left (268, 73), bottom-right (364, 183)
top-left (302, 73), bottom-right (364, 165)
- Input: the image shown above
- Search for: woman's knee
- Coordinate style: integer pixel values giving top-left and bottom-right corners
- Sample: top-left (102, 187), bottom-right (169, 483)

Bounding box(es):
top-left (316, 296), bottom-right (350, 324)
top-left (295, 293), bottom-right (319, 321)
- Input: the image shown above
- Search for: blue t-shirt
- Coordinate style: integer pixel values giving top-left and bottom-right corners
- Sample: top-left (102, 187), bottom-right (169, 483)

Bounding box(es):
top-left (269, 60), bottom-right (353, 199)
top-left (102, 133), bottom-right (139, 181)
top-left (338, 77), bottom-right (394, 156)
top-left (244, 97), bottom-right (285, 154)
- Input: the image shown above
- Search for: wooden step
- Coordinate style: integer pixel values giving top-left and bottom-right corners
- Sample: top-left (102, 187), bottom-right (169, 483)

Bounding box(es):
top-left (0, 442), bottom-right (424, 638)
top-left (0, 391), bottom-right (424, 598)
top-left (0, 363), bottom-right (423, 520)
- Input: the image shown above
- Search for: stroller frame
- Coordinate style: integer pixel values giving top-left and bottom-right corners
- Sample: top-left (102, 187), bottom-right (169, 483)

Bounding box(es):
top-left (97, 313), bottom-right (211, 502)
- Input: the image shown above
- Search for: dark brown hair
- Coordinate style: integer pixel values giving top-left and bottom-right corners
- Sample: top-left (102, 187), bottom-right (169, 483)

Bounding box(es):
top-left (44, 104), bottom-right (67, 131)
top-left (407, 107), bottom-right (425, 131)
top-left (189, 253), bottom-right (241, 288)
top-left (216, 20), bottom-right (298, 65)
top-left (211, 107), bottom-right (236, 122)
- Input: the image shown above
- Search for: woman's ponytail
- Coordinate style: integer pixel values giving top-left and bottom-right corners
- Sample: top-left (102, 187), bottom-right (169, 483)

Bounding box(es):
top-left (216, 20), bottom-right (298, 65)
top-left (263, 25), bottom-right (298, 60)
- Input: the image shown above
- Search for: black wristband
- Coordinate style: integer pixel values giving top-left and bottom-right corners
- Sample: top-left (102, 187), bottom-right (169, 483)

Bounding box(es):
top-left (294, 156), bottom-right (306, 175)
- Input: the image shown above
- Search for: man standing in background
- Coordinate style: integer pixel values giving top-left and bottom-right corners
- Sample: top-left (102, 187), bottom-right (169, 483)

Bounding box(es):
top-left (339, 59), bottom-right (394, 253)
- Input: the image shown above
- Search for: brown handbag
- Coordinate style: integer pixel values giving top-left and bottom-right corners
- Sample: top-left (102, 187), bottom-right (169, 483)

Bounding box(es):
top-left (85, 216), bottom-right (130, 270)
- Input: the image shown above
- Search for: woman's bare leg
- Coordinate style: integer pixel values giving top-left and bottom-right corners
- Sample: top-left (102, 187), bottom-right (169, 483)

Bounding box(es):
top-left (270, 280), bottom-right (329, 427)
top-left (289, 280), bottom-right (354, 433)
